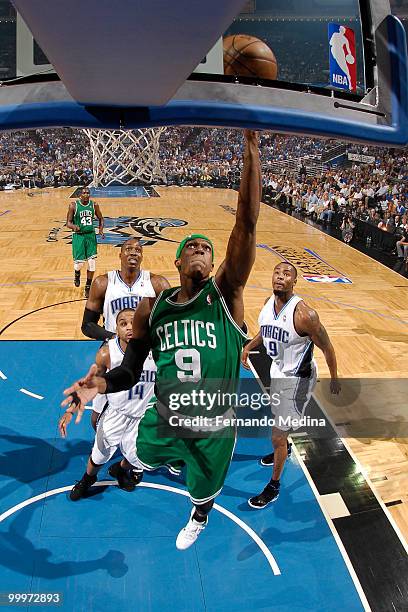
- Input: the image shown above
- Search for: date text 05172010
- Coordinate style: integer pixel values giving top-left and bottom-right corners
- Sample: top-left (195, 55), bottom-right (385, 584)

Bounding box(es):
top-left (0, 593), bottom-right (62, 606)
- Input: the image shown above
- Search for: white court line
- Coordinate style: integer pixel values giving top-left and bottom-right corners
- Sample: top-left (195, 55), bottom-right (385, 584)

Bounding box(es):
top-left (0, 481), bottom-right (280, 576)
top-left (312, 394), bottom-right (408, 556)
top-left (290, 443), bottom-right (371, 612)
top-left (19, 388), bottom-right (44, 400)
top-left (245, 358), bottom-right (370, 611)
top-left (0, 370), bottom-right (7, 380)
top-left (247, 356), bottom-right (408, 552)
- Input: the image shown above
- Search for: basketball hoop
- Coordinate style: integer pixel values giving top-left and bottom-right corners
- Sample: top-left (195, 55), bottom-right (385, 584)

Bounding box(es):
top-left (84, 128), bottom-right (166, 187)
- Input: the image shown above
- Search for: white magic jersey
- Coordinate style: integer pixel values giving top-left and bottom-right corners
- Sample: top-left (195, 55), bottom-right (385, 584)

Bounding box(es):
top-left (103, 270), bottom-right (156, 332)
top-left (259, 294), bottom-right (315, 378)
top-left (104, 337), bottom-right (156, 417)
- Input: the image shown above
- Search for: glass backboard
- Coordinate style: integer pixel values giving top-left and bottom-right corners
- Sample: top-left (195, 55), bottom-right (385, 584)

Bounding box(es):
top-left (0, 0), bottom-right (407, 145)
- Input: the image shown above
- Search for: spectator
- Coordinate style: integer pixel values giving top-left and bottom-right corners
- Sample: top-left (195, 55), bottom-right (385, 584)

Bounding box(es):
top-left (396, 226), bottom-right (408, 260)
top-left (341, 214), bottom-right (355, 243)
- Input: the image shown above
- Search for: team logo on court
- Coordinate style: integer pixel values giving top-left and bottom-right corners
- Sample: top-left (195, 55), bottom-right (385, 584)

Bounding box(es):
top-left (257, 244), bottom-right (352, 284)
top-left (46, 216), bottom-right (188, 247)
top-left (302, 274), bottom-right (352, 284)
top-left (328, 24), bottom-right (357, 92)
top-left (101, 216), bottom-right (188, 246)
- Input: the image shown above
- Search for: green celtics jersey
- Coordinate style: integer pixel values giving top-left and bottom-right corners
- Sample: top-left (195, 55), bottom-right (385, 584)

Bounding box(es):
top-left (73, 200), bottom-right (96, 234)
top-left (149, 278), bottom-right (247, 417)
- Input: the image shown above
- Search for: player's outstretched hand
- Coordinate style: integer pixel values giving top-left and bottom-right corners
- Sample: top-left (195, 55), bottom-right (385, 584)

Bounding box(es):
top-left (244, 129), bottom-right (259, 142)
top-left (241, 347), bottom-right (251, 370)
top-left (58, 411), bottom-right (73, 438)
top-left (330, 378), bottom-right (341, 395)
top-left (61, 364), bottom-right (104, 424)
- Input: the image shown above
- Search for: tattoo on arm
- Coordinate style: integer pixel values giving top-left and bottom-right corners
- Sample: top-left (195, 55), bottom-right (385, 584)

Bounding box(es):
top-left (313, 323), bottom-right (331, 351)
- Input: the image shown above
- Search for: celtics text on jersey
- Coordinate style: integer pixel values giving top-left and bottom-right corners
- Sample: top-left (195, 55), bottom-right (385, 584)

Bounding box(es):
top-left (73, 199), bottom-right (96, 234)
top-left (149, 278), bottom-right (247, 420)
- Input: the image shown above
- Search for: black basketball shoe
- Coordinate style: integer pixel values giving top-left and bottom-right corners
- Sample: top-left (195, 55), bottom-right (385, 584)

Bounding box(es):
top-left (69, 473), bottom-right (97, 501)
top-left (74, 271), bottom-right (81, 287)
top-left (108, 462), bottom-right (143, 492)
top-left (248, 482), bottom-right (280, 509)
top-left (84, 283), bottom-right (91, 299)
top-left (260, 442), bottom-right (292, 466)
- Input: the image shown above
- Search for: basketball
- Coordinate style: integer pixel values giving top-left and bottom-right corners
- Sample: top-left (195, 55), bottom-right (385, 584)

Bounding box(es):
top-left (346, 53), bottom-right (355, 64)
top-left (223, 34), bottom-right (278, 80)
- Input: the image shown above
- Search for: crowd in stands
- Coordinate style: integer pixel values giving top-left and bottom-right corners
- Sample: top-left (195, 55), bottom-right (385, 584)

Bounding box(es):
top-left (160, 128), bottom-right (408, 259)
top-left (0, 129), bottom-right (92, 189)
top-left (0, 126), bottom-right (407, 261)
top-left (160, 128), bottom-right (330, 187)
top-left (261, 161), bottom-right (408, 258)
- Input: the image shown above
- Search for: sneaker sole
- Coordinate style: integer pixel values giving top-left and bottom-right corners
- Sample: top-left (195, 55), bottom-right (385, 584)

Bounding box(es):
top-left (69, 493), bottom-right (83, 501)
top-left (247, 493), bottom-right (280, 509)
top-left (69, 483), bottom-right (96, 501)
top-left (108, 466), bottom-right (137, 491)
top-left (118, 484), bottom-right (136, 492)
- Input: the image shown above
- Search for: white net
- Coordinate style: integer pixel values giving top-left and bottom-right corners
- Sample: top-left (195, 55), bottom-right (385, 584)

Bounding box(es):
top-left (84, 128), bottom-right (166, 187)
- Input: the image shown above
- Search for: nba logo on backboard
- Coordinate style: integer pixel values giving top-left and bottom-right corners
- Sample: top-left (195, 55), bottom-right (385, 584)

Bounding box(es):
top-left (328, 24), bottom-right (356, 92)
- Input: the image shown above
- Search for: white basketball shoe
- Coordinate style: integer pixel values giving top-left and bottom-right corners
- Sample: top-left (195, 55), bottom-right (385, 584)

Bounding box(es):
top-left (176, 509), bottom-right (207, 550)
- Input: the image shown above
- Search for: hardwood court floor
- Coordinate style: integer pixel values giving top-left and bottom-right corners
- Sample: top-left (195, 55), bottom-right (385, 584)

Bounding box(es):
top-left (0, 186), bottom-right (407, 539)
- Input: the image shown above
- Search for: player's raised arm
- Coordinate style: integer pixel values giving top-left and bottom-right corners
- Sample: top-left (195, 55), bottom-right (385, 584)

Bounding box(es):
top-left (215, 130), bottom-right (261, 316)
top-left (62, 297), bottom-right (153, 419)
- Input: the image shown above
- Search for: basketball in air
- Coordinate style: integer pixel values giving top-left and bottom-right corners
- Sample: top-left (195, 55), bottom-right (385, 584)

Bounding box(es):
top-left (346, 53), bottom-right (355, 64)
top-left (223, 34), bottom-right (278, 80)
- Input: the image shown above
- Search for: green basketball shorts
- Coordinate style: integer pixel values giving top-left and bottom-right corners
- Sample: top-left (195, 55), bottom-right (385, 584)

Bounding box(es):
top-left (72, 232), bottom-right (97, 262)
top-left (136, 403), bottom-right (236, 504)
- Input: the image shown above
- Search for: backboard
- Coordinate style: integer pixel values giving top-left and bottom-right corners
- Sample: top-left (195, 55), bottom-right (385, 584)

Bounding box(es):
top-left (1, 0), bottom-right (407, 145)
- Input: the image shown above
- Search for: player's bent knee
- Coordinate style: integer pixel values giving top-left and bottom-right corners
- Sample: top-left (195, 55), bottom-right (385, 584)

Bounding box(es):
top-left (272, 428), bottom-right (289, 448)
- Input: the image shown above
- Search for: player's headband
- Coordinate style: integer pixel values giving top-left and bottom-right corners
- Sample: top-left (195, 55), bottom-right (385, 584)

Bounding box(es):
top-left (176, 234), bottom-right (214, 261)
